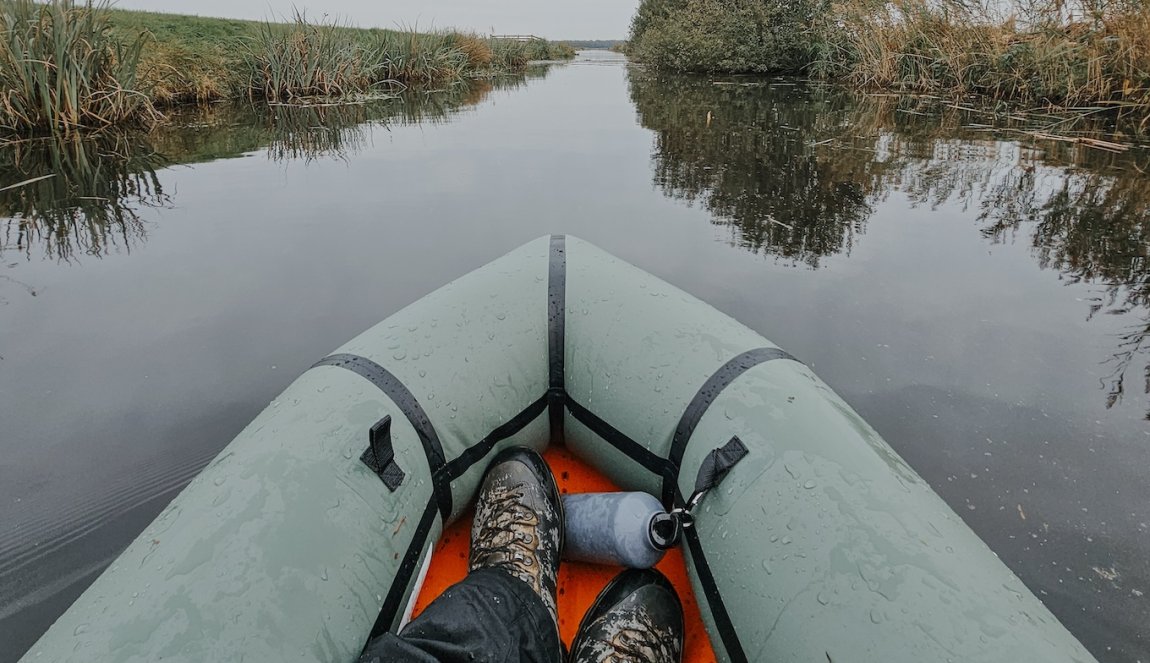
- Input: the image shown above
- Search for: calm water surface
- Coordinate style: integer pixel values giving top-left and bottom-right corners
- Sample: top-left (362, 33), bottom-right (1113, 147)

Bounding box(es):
top-left (2, 51), bottom-right (1147, 661)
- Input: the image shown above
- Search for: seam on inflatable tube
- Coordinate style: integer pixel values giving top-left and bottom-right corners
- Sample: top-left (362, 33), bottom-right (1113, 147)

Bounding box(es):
top-left (312, 353), bottom-right (453, 519)
top-left (662, 347), bottom-right (798, 508)
top-left (548, 235), bottom-right (567, 446)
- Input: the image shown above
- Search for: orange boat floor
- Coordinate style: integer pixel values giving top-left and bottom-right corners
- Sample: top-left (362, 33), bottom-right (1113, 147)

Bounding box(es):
top-left (412, 446), bottom-right (717, 661)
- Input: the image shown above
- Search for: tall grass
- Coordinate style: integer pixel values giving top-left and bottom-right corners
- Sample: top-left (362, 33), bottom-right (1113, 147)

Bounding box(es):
top-left (0, 5), bottom-right (569, 121)
top-left (452, 33), bottom-right (494, 69)
top-left (485, 38), bottom-right (578, 69)
top-left (137, 40), bottom-right (232, 105)
top-left (375, 29), bottom-right (469, 86)
top-left (815, 0), bottom-right (1150, 114)
top-left (242, 15), bottom-right (568, 102)
top-left (628, 0), bottom-right (1150, 117)
top-left (109, 8), bottom-right (266, 104)
top-left (244, 13), bottom-right (382, 103)
top-left (523, 39), bottom-right (576, 60)
top-left (0, 0), bottom-right (158, 134)
top-left (490, 39), bottom-right (529, 68)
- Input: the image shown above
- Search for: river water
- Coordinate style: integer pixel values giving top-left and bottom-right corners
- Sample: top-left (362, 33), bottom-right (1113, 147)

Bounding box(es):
top-left (1, 50), bottom-right (1147, 661)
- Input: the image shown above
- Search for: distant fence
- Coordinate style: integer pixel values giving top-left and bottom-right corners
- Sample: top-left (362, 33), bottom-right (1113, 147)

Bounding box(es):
top-left (490, 34), bottom-right (544, 42)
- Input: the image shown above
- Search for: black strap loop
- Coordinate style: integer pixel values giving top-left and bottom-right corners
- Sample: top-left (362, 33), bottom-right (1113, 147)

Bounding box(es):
top-left (361, 415), bottom-right (405, 491)
top-left (692, 435), bottom-right (748, 499)
top-left (666, 436), bottom-right (749, 536)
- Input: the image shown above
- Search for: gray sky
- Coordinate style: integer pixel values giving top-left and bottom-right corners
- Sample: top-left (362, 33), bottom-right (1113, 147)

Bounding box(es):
top-left (115, 0), bottom-right (637, 39)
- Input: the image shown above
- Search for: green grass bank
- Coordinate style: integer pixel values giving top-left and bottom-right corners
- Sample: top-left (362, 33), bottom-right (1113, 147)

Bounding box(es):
top-left (115, 9), bottom-right (576, 104)
top-left (0, 0), bottom-right (574, 134)
top-left (627, 0), bottom-right (1150, 120)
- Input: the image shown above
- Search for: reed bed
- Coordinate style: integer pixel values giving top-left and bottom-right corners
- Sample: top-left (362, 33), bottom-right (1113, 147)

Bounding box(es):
top-left (487, 38), bottom-right (577, 69)
top-left (0, 0), bottom-right (158, 135)
top-left (490, 39), bottom-right (530, 68)
top-left (0, 3), bottom-right (573, 130)
top-left (629, 0), bottom-right (1150, 119)
top-left (453, 33), bottom-right (495, 69)
top-left (243, 20), bottom-right (575, 102)
top-left (375, 29), bottom-right (469, 87)
top-left (815, 0), bottom-right (1150, 118)
top-left (523, 39), bottom-right (577, 61)
top-left (244, 13), bottom-right (381, 103)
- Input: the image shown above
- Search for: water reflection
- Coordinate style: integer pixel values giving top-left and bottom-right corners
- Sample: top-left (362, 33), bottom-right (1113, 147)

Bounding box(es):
top-left (151, 70), bottom-right (549, 167)
top-left (877, 106), bottom-right (1150, 416)
top-left (0, 133), bottom-right (168, 261)
top-left (628, 70), bottom-right (1150, 416)
top-left (628, 73), bottom-right (874, 267)
top-left (0, 68), bottom-right (551, 261)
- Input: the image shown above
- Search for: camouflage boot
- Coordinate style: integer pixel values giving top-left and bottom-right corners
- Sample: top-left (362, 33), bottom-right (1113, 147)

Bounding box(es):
top-left (469, 446), bottom-right (564, 624)
top-left (569, 569), bottom-right (684, 663)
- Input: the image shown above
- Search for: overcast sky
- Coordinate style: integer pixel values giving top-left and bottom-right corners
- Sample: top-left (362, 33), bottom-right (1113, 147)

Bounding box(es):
top-left (115, 0), bottom-right (637, 39)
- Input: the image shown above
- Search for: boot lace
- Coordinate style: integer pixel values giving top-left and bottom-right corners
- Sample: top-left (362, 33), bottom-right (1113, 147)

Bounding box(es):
top-left (471, 484), bottom-right (541, 579)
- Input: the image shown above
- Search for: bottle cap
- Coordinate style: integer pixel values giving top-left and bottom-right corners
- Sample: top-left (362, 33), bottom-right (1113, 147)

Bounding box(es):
top-left (648, 511), bottom-right (682, 549)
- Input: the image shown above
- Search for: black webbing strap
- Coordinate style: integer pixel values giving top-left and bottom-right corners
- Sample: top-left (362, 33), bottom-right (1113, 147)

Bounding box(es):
top-left (662, 347), bottom-right (796, 508)
top-left (313, 353), bottom-right (453, 519)
top-left (683, 525), bottom-right (749, 663)
top-left (548, 235), bottom-right (566, 446)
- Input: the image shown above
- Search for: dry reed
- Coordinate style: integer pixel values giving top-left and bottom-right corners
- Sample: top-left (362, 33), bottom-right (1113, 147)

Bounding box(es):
top-left (0, 0), bottom-right (159, 134)
top-left (814, 0), bottom-right (1150, 118)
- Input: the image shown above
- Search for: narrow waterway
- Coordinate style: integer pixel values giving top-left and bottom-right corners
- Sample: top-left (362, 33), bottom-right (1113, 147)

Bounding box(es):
top-left (1, 51), bottom-right (1146, 661)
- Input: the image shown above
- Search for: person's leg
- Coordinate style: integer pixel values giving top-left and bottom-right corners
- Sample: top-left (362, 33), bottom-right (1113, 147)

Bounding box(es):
top-left (358, 568), bottom-right (558, 663)
top-left (359, 447), bottom-right (564, 663)
top-left (568, 568), bottom-right (685, 663)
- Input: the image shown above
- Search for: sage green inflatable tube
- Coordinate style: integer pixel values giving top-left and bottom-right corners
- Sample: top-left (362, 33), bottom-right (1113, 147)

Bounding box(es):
top-left (23, 236), bottom-right (1095, 663)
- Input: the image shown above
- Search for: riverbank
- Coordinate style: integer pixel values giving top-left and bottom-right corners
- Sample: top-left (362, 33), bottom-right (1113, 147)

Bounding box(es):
top-left (627, 0), bottom-right (1150, 121)
top-left (0, 1), bottom-right (575, 134)
top-left (112, 8), bottom-right (575, 104)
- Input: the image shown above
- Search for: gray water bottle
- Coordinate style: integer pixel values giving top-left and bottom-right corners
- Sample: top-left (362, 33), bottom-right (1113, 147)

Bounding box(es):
top-left (562, 492), bottom-right (681, 568)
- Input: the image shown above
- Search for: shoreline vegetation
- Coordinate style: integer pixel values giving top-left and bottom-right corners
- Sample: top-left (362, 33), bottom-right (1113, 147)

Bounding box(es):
top-left (0, 0), bottom-right (575, 135)
top-left (1, 73), bottom-right (545, 260)
top-left (627, 0), bottom-right (1150, 124)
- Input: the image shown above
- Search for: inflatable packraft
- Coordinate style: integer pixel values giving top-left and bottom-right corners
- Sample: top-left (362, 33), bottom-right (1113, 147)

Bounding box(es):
top-left (22, 236), bottom-right (1097, 662)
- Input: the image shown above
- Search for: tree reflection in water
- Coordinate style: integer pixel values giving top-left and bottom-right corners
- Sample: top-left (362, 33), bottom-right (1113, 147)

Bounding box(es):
top-left (628, 70), bottom-right (1150, 416)
top-left (629, 73), bottom-right (876, 267)
top-left (0, 132), bottom-right (169, 262)
top-left (0, 67), bottom-right (552, 262)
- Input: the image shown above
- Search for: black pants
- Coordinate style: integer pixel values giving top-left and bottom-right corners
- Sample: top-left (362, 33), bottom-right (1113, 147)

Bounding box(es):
top-left (359, 568), bottom-right (562, 663)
